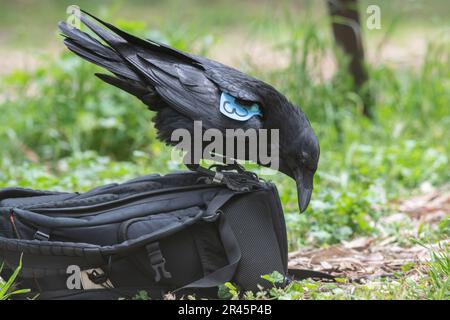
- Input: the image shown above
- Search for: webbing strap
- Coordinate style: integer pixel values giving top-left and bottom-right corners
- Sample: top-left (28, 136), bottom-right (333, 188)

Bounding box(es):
top-left (174, 214), bottom-right (241, 291)
top-left (0, 237), bottom-right (107, 277)
top-left (203, 189), bottom-right (235, 221)
top-left (288, 268), bottom-right (336, 281)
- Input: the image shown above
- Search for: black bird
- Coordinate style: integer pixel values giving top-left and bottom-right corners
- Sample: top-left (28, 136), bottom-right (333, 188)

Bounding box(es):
top-left (58, 11), bottom-right (319, 212)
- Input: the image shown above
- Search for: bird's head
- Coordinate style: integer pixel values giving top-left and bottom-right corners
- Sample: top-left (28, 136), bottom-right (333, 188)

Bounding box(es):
top-left (275, 105), bottom-right (319, 213)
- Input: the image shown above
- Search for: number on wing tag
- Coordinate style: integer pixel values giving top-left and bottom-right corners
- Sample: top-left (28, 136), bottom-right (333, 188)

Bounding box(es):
top-left (219, 92), bottom-right (262, 121)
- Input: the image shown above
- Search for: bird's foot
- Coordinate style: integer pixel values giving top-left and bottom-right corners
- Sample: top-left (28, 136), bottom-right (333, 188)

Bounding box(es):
top-left (186, 163), bottom-right (263, 192)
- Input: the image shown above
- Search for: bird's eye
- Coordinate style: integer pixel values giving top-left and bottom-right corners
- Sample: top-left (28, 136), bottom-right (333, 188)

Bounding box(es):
top-left (300, 152), bottom-right (317, 170)
top-left (300, 152), bottom-right (311, 164)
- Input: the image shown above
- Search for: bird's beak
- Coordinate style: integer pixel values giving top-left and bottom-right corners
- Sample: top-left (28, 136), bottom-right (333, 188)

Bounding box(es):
top-left (293, 167), bottom-right (313, 213)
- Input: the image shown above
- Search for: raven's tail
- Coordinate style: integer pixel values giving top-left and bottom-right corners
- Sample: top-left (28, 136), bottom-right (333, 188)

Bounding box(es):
top-left (58, 12), bottom-right (162, 108)
top-left (59, 10), bottom-right (200, 101)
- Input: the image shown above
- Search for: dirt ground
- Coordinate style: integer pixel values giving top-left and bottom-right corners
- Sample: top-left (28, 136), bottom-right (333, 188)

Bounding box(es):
top-left (289, 189), bottom-right (450, 281)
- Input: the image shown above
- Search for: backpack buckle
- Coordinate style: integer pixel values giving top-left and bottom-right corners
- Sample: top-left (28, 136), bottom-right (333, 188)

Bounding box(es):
top-left (212, 172), bottom-right (224, 184)
top-left (34, 230), bottom-right (50, 241)
top-left (88, 269), bottom-right (109, 285)
top-left (146, 242), bottom-right (172, 283)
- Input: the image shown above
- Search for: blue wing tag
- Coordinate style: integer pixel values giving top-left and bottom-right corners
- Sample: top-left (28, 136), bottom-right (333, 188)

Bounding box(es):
top-left (219, 92), bottom-right (262, 121)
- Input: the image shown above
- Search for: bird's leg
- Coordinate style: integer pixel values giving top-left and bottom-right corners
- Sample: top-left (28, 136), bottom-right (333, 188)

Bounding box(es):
top-left (204, 152), bottom-right (247, 173)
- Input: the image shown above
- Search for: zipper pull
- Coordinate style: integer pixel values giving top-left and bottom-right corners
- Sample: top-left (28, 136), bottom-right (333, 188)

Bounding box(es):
top-left (9, 209), bottom-right (22, 239)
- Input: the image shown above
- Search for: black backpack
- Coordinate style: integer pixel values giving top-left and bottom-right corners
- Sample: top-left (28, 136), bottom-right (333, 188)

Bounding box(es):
top-left (0, 168), bottom-right (290, 299)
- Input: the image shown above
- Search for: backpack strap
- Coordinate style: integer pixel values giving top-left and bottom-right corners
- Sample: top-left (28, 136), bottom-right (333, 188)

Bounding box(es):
top-left (287, 268), bottom-right (336, 281)
top-left (0, 188), bottom-right (67, 201)
top-left (173, 213), bottom-right (241, 292)
top-left (0, 238), bottom-right (107, 278)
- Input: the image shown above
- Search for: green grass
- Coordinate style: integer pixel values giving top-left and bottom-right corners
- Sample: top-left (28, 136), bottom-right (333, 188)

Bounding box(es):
top-left (0, 257), bottom-right (30, 300)
top-left (0, 1), bottom-right (449, 300)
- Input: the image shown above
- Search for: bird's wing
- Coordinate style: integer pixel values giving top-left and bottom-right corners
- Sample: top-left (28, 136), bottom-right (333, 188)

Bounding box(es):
top-left (142, 32), bottom-right (271, 106)
top-left (194, 57), bottom-right (278, 109)
top-left (75, 11), bottom-right (262, 131)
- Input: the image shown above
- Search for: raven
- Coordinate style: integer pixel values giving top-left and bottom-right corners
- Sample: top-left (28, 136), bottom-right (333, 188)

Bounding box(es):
top-left (58, 10), bottom-right (320, 212)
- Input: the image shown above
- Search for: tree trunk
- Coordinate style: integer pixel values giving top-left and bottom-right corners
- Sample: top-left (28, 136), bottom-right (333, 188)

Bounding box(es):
top-left (327, 0), bottom-right (372, 117)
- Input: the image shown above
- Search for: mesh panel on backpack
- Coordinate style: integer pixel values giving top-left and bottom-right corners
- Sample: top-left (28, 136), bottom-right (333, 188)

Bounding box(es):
top-left (223, 190), bottom-right (286, 290)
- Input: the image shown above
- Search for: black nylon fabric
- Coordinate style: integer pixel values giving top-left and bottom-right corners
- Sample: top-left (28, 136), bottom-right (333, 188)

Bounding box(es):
top-left (0, 170), bottom-right (288, 299)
